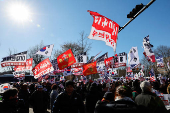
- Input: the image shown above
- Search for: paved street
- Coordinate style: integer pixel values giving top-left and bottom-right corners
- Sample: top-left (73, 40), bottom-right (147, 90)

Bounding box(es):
top-left (29, 107), bottom-right (51, 113)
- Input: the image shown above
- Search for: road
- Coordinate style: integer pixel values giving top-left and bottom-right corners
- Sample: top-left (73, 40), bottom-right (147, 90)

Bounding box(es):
top-left (29, 107), bottom-right (51, 113)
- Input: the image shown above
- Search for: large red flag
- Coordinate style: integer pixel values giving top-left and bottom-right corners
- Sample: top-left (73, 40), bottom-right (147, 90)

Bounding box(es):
top-left (83, 61), bottom-right (97, 76)
top-left (32, 58), bottom-right (54, 79)
top-left (88, 10), bottom-right (119, 51)
top-left (57, 49), bottom-right (76, 70)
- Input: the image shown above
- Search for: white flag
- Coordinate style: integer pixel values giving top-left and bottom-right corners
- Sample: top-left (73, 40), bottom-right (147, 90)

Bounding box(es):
top-left (36, 44), bottom-right (54, 56)
top-left (128, 47), bottom-right (140, 68)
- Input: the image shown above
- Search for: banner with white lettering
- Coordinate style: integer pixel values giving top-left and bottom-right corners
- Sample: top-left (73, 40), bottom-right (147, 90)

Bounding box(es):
top-left (14, 58), bottom-right (33, 71)
top-left (1, 51), bottom-right (27, 67)
top-left (75, 52), bottom-right (87, 63)
top-left (13, 71), bottom-right (25, 78)
top-left (32, 58), bottom-right (54, 79)
top-left (118, 52), bottom-right (127, 67)
top-left (88, 10), bottom-right (119, 51)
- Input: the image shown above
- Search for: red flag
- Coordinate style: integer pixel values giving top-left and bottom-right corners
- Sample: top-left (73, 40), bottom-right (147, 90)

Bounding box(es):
top-left (104, 57), bottom-right (114, 68)
top-left (25, 58), bottom-right (33, 70)
top-left (32, 58), bottom-right (54, 79)
top-left (83, 61), bottom-right (97, 76)
top-left (14, 58), bottom-right (33, 71)
top-left (57, 49), bottom-right (76, 70)
top-left (88, 10), bottom-right (119, 51)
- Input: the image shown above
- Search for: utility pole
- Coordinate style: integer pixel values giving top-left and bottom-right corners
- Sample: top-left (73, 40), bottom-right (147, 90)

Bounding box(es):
top-left (119, 0), bottom-right (156, 33)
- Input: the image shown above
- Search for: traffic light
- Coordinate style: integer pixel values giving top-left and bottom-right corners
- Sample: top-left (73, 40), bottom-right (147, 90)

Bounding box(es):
top-left (127, 3), bottom-right (144, 18)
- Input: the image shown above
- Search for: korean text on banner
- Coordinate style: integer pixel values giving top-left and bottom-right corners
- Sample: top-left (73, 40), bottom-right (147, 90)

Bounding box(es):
top-left (32, 58), bottom-right (54, 79)
top-left (1, 51), bottom-right (27, 67)
top-left (14, 58), bottom-right (33, 71)
top-left (88, 10), bottom-right (119, 51)
top-left (57, 49), bottom-right (76, 70)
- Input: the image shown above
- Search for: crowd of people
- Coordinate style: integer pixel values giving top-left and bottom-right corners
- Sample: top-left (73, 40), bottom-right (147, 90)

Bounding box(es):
top-left (0, 78), bottom-right (170, 113)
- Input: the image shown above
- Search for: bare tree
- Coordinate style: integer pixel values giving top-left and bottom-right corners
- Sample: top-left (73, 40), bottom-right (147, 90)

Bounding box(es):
top-left (53, 31), bottom-right (92, 59)
top-left (154, 45), bottom-right (170, 77)
top-left (77, 31), bottom-right (92, 54)
top-left (27, 41), bottom-right (46, 67)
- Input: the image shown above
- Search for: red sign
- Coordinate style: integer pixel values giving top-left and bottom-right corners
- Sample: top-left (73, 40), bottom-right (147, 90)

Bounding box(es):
top-left (83, 61), bottom-right (97, 76)
top-left (71, 63), bottom-right (84, 68)
top-left (104, 57), bottom-right (114, 68)
top-left (57, 49), bottom-right (76, 70)
top-left (14, 58), bottom-right (33, 71)
top-left (32, 58), bottom-right (54, 79)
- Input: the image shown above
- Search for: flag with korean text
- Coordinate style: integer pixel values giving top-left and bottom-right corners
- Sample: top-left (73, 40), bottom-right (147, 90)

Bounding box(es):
top-left (35, 44), bottom-right (54, 57)
top-left (83, 61), bottom-right (97, 76)
top-left (1, 51), bottom-right (27, 67)
top-left (143, 35), bottom-right (155, 62)
top-left (118, 52), bottom-right (127, 67)
top-left (156, 56), bottom-right (164, 67)
top-left (104, 57), bottom-right (114, 69)
top-left (75, 52), bottom-right (87, 63)
top-left (96, 52), bottom-right (108, 74)
top-left (71, 67), bottom-right (83, 75)
top-left (57, 49), bottom-right (76, 70)
top-left (14, 58), bottom-right (33, 72)
top-left (32, 58), bottom-right (54, 79)
top-left (128, 47), bottom-right (140, 69)
top-left (88, 10), bottom-right (119, 52)
top-left (149, 68), bottom-right (156, 82)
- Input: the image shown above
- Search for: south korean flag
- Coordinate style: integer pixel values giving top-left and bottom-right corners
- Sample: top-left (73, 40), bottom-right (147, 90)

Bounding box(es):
top-left (35, 44), bottom-right (54, 57)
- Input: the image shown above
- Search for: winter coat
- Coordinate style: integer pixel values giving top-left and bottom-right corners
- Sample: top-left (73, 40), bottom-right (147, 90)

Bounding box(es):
top-left (18, 89), bottom-right (30, 113)
top-left (0, 99), bottom-right (19, 113)
top-left (52, 90), bottom-right (85, 113)
top-left (50, 90), bottom-right (58, 109)
top-left (30, 90), bottom-right (49, 112)
top-left (135, 91), bottom-right (167, 113)
top-left (85, 86), bottom-right (102, 113)
top-left (95, 97), bottom-right (148, 113)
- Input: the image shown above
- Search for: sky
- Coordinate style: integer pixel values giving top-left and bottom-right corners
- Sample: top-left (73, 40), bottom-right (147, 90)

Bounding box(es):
top-left (0, 0), bottom-right (170, 72)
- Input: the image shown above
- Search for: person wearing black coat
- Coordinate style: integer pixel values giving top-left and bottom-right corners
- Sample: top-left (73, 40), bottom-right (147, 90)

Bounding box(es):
top-left (30, 85), bottom-right (49, 113)
top-left (85, 84), bottom-right (102, 113)
top-left (95, 85), bottom-right (148, 113)
top-left (52, 80), bottom-right (85, 113)
top-left (0, 88), bottom-right (20, 113)
top-left (18, 84), bottom-right (30, 113)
